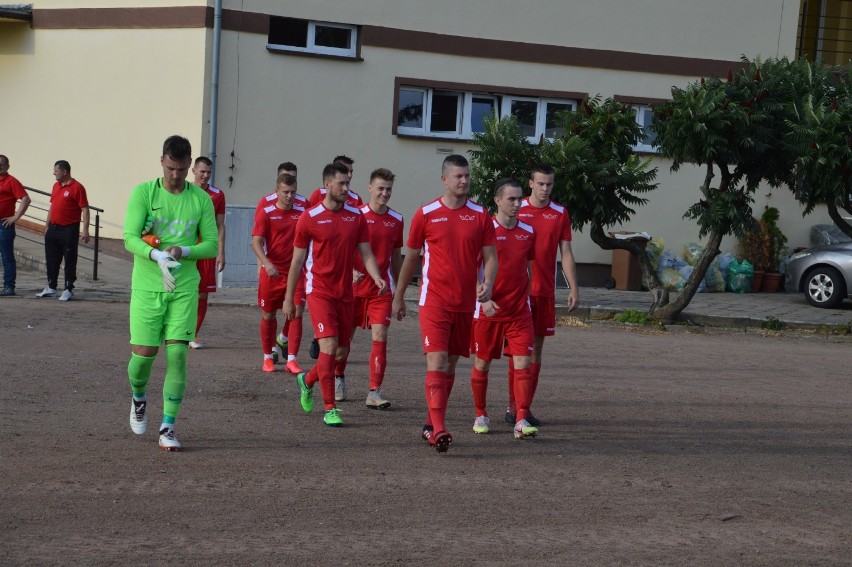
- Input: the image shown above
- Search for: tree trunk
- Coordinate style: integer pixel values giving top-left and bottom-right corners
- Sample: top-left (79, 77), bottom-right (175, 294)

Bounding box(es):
top-left (827, 200), bottom-right (852, 240)
top-left (650, 228), bottom-right (724, 323)
top-left (589, 225), bottom-right (670, 310)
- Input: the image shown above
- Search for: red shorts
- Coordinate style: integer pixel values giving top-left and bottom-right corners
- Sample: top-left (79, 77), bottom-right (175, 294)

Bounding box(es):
top-left (306, 294), bottom-right (354, 348)
top-left (530, 295), bottom-right (556, 336)
top-left (471, 315), bottom-right (534, 361)
top-left (197, 258), bottom-right (217, 293)
top-left (353, 294), bottom-right (392, 329)
top-left (419, 306), bottom-right (472, 357)
top-left (258, 270), bottom-right (305, 312)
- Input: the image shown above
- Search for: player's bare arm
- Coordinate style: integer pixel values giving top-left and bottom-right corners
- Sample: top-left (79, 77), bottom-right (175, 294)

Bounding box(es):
top-left (81, 206), bottom-right (91, 244)
top-left (251, 235), bottom-right (278, 278)
top-left (392, 247), bottom-right (420, 320)
top-left (476, 245), bottom-right (498, 302)
top-left (390, 247), bottom-right (402, 286)
top-left (283, 246), bottom-right (307, 320)
top-left (357, 242), bottom-right (387, 295)
top-left (560, 240), bottom-right (579, 311)
top-left (216, 213), bottom-right (226, 272)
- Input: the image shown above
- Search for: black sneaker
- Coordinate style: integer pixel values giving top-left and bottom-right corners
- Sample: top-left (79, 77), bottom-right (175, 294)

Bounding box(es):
top-left (309, 337), bottom-right (320, 360)
top-left (505, 407), bottom-right (540, 427)
top-left (0, 287), bottom-right (15, 297)
top-left (504, 407), bottom-right (516, 424)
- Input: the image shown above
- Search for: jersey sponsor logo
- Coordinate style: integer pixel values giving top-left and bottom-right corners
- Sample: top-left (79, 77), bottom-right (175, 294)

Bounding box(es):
top-left (518, 213), bottom-right (533, 218)
top-left (366, 219), bottom-right (375, 224)
top-left (342, 215), bottom-right (356, 222)
top-left (317, 219), bottom-right (332, 224)
top-left (290, 214), bottom-right (301, 220)
top-left (458, 215), bottom-right (476, 221)
top-left (430, 217), bottom-right (448, 223)
top-left (497, 236), bottom-right (507, 240)
top-left (63, 190), bottom-right (70, 197)
top-left (543, 213), bottom-right (559, 220)
top-left (515, 234), bottom-right (530, 240)
top-left (383, 221), bottom-right (397, 227)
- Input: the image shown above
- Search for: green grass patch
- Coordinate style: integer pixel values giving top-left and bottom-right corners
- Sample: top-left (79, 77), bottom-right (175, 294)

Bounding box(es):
top-left (613, 309), bottom-right (652, 325)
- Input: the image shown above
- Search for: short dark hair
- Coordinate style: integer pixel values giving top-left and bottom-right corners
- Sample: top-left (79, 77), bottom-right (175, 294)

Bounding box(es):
top-left (530, 163), bottom-right (554, 178)
top-left (323, 162), bottom-right (350, 182)
top-left (332, 155), bottom-right (354, 166)
top-left (195, 156), bottom-right (213, 167)
top-left (370, 168), bottom-right (395, 183)
top-left (0, 155), bottom-right (9, 166)
top-left (54, 160), bottom-right (71, 173)
top-left (277, 161), bottom-right (297, 174)
top-left (162, 135), bottom-right (192, 161)
top-left (494, 177), bottom-right (521, 197)
top-left (442, 154), bottom-right (469, 175)
top-left (277, 173), bottom-right (297, 187)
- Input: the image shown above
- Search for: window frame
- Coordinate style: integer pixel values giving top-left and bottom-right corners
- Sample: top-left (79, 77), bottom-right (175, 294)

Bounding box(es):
top-left (395, 79), bottom-right (583, 142)
top-left (267, 17), bottom-right (358, 58)
top-left (631, 104), bottom-right (658, 153)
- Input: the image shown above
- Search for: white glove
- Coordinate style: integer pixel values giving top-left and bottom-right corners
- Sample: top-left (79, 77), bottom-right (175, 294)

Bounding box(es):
top-left (150, 249), bottom-right (181, 292)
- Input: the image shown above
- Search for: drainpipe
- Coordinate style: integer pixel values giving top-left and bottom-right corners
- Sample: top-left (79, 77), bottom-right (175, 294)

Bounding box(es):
top-left (208, 0), bottom-right (223, 181)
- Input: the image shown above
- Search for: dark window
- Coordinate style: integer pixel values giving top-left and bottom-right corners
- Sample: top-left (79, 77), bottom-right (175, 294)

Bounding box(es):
top-left (545, 102), bottom-right (571, 138)
top-left (269, 17), bottom-right (308, 47)
top-left (398, 89), bottom-right (425, 128)
top-left (510, 100), bottom-right (538, 137)
top-left (471, 97), bottom-right (498, 133)
top-left (431, 92), bottom-right (460, 133)
top-left (315, 24), bottom-right (352, 49)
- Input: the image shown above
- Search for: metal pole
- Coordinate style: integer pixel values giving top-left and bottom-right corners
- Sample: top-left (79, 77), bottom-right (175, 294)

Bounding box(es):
top-left (93, 212), bottom-right (100, 280)
top-left (208, 0), bottom-right (223, 180)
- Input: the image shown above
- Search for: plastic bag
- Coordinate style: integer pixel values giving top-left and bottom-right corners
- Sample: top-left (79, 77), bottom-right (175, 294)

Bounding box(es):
top-left (704, 260), bottom-right (726, 293)
top-left (682, 242), bottom-right (704, 266)
top-left (645, 237), bottom-right (665, 270)
top-left (726, 259), bottom-right (754, 294)
top-left (659, 268), bottom-right (685, 291)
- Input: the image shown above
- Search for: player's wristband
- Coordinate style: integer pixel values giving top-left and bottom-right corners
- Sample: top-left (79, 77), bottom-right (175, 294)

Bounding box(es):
top-left (180, 246), bottom-right (191, 259)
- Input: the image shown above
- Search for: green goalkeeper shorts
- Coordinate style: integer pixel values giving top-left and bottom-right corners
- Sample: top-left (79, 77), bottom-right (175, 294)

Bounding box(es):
top-left (129, 289), bottom-right (198, 346)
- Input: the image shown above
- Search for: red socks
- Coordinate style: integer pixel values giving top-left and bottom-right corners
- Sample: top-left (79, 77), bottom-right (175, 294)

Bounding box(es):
top-left (514, 367), bottom-right (533, 421)
top-left (369, 340), bottom-right (387, 390)
top-left (470, 368), bottom-right (489, 416)
top-left (335, 354), bottom-right (348, 377)
top-left (196, 298), bottom-right (208, 335)
top-left (260, 317), bottom-right (277, 355)
top-left (530, 362), bottom-right (541, 401)
top-left (507, 357), bottom-right (516, 413)
top-left (314, 352), bottom-right (336, 410)
top-left (287, 317), bottom-right (303, 358)
top-left (425, 370), bottom-right (449, 433)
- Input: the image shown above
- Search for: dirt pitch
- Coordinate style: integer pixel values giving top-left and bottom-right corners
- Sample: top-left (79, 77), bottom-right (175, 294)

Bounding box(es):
top-left (0, 298), bottom-right (850, 566)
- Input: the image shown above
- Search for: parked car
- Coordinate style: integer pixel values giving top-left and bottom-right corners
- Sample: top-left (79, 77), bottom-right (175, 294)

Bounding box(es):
top-left (784, 242), bottom-right (852, 308)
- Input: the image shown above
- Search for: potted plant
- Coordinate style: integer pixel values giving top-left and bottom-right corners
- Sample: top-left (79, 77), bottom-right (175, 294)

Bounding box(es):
top-left (737, 217), bottom-right (771, 292)
top-left (759, 207), bottom-right (787, 292)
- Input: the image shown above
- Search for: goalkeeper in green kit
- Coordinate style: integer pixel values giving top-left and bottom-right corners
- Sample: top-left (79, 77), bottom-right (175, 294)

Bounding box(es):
top-left (123, 135), bottom-right (219, 451)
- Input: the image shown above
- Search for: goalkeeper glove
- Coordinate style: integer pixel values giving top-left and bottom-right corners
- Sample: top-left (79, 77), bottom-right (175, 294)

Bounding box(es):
top-left (150, 249), bottom-right (181, 292)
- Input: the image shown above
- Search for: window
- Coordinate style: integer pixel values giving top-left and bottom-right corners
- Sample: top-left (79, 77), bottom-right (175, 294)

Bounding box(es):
top-left (797, 0), bottom-right (852, 65)
top-left (502, 97), bottom-right (576, 141)
top-left (396, 86), bottom-right (574, 141)
top-left (632, 105), bottom-right (657, 152)
top-left (268, 17), bottom-right (358, 58)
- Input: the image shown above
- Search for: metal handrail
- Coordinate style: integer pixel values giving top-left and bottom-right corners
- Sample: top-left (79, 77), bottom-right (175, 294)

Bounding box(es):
top-left (19, 185), bottom-right (105, 280)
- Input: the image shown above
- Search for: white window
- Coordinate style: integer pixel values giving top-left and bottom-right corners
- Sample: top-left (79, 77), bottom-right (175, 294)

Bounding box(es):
top-left (632, 105), bottom-right (657, 152)
top-left (502, 96), bottom-right (576, 141)
top-left (268, 17), bottom-right (357, 58)
top-left (397, 86), bottom-right (574, 141)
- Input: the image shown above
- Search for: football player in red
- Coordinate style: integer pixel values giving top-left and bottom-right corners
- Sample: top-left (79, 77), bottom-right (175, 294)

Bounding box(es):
top-left (470, 178), bottom-right (538, 439)
top-left (392, 154), bottom-right (497, 453)
top-left (334, 168), bottom-right (404, 409)
top-left (284, 162), bottom-right (385, 428)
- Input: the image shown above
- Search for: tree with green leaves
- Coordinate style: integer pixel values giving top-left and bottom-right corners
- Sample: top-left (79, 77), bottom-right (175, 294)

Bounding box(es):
top-left (468, 96), bottom-right (663, 305)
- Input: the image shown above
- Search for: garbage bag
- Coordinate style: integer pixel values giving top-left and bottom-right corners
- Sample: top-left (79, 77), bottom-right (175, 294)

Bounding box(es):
top-left (682, 242), bottom-right (704, 266)
top-left (726, 259), bottom-right (754, 294)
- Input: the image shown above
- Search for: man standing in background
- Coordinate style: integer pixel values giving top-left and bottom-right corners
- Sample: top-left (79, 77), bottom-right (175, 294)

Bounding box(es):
top-left (0, 155), bottom-right (31, 297)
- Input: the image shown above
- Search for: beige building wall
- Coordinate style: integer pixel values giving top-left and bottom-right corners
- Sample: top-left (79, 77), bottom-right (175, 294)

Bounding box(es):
top-left (0, 6), bottom-right (209, 239)
top-left (213, 0), bottom-right (825, 267)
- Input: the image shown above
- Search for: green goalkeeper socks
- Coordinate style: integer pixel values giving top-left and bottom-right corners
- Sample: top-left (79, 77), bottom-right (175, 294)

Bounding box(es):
top-left (128, 353), bottom-right (155, 397)
top-left (162, 343), bottom-right (189, 421)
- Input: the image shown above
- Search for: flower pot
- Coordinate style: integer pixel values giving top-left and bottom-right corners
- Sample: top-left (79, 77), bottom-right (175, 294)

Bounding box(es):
top-left (760, 272), bottom-right (783, 293)
top-left (750, 270), bottom-right (765, 293)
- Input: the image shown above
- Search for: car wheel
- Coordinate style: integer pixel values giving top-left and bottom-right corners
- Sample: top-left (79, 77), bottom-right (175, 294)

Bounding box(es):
top-left (804, 266), bottom-right (847, 308)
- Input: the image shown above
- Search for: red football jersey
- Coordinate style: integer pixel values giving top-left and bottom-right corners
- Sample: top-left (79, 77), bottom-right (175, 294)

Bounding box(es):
top-left (255, 191), bottom-right (307, 220)
top-left (48, 179), bottom-right (89, 225)
top-left (407, 198), bottom-right (497, 312)
top-left (308, 187), bottom-right (363, 208)
top-left (295, 203), bottom-right (369, 302)
top-left (202, 184), bottom-right (227, 216)
top-left (354, 204), bottom-right (404, 297)
top-left (0, 174), bottom-right (27, 219)
top-left (517, 199), bottom-right (572, 297)
top-left (475, 219), bottom-right (535, 321)
top-left (252, 203), bottom-right (304, 270)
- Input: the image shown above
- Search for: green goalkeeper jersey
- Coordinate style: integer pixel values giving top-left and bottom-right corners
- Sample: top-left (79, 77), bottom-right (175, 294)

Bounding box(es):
top-left (123, 178), bottom-right (219, 292)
